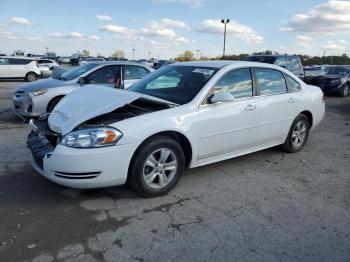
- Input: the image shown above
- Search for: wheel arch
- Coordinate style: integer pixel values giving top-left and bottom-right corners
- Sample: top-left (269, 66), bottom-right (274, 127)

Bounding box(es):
top-left (299, 110), bottom-right (313, 128)
top-left (46, 95), bottom-right (65, 112)
top-left (129, 130), bottom-right (193, 171)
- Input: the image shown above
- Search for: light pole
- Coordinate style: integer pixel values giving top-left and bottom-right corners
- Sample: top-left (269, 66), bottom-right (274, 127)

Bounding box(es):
top-left (132, 48), bottom-right (136, 60)
top-left (148, 51), bottom-right (151, 59)
top-left (221, 19), bottom-right (230, 58)
top-left (196, 49), bottom-right (200, 60)
top-left (45, 46), bottom-right (49, 55)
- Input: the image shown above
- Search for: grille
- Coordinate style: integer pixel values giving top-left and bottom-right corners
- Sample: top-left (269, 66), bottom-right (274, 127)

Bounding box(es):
top-left (53, 171), bottom-right (101, 179)
top-left (27, 131), bottom-right (55, 170)
top-left (15, 91), bottom-right (25, 97)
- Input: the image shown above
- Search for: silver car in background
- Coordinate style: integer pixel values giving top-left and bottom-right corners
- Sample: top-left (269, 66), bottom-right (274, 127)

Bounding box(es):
top-left (13, 61), bottom-right (153, 118)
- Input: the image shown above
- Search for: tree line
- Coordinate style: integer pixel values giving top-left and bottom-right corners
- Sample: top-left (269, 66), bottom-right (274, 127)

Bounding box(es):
top-left (175, 50), bottom-right (350, 66)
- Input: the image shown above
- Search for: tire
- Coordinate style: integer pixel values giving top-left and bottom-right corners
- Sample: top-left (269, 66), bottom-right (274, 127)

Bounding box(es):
top-left (25, 72), bottom-right (38, 82)
top-left (47, 96), bottom-right (64, 113)
top-left (128, 135), bottom-right (185, 197)
top-left (281, 114), bottom-right (310, 153)
top-left (339, 84), bottom-right (349, 97)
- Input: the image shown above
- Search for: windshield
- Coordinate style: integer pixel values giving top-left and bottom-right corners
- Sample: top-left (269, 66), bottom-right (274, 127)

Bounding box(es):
top-left (59, 63), bottom-right (99, 80)
top-left (326, 66), bottom-right (350, 75)
top-left (243, 56), bottom-right (276, 64)
top-left (129, 65), bottom-right (218, 104)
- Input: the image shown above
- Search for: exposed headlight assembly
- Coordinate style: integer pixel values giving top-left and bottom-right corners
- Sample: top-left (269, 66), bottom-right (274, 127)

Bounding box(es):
top-left (26, 89), bottom-right (47, 97)
top-left (59, 127), bottom-right (123, 148)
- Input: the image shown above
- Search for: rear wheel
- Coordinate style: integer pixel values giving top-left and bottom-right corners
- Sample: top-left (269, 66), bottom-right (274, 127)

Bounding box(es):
top-left (128, 136), bottom-right (185, 197)
top-left (339, 84), bottom-right (349, 97)
top-left (282, 114), bottom-right (310, 153)
top-left (47, 96), bottom-right (64, 113)
top-left (25, 72), bottom-right (37, 82)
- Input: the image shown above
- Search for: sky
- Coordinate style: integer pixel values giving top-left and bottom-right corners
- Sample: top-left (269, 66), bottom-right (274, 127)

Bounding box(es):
top-left (1, 0), bottom-right (350, 59)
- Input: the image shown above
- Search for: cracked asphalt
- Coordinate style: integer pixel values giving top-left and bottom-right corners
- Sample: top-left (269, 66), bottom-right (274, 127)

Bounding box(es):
top-left (0, 80), bottom-right (349, 262)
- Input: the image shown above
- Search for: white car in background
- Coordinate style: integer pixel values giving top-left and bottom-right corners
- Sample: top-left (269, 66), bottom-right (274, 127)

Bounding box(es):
top-left (27, 61), bottom-right (325, 197)
top-left (0, 56), bottom-right (42, 81)
top-left (37, 58), bottom-right (59, 69)
top-left (79, 57), bottom-right (105, 66)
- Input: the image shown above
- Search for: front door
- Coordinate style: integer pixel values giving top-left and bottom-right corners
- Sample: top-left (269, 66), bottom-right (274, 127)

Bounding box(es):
top-left (198, 68), bottom-right (259, 161)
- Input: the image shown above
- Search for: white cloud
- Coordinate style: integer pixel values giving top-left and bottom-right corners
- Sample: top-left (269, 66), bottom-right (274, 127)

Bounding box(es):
top-left (47, 32), bottom-right (99, 41)
top-left (296, 35), bottom-right (312, 48)
top-left (96, 15), bottom-right (112, 21)
top-left (160, 18), bottom-right (190, 30)
top-left (152, 0), bottom-right (203, 8)
top-left (280, 0), bottom-right (350, 34)
top-left (323, 40), bottom-right (347, 49)
top-left (100, 22), bottom-right (191, 44)
top-left (10, 17), bottom-right (33, 26)
top-left (197, 19), bottom-right (263, 44)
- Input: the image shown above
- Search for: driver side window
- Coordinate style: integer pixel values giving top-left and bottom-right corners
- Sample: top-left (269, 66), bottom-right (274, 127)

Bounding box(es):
top-left (212, 68), bottom-right (253, 99)
top-left (86, 65), bottom-right (120, 84)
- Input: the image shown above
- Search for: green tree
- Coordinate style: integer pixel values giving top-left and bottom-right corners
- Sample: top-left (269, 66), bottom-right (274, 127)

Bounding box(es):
top-left (81, 49), bottom-right (90, 57)
top-left (111, 49), bottom-right (125, 59)
top-left (176, 51), bottom-right (195, 62)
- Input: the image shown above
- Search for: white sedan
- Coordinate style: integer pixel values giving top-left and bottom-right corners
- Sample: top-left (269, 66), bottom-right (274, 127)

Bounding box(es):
top-left (27, 61), bottom-right (325, 197)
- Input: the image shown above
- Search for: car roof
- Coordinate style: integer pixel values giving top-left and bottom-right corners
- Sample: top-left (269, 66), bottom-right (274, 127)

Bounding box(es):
top-left (172, 60), bottom-right (290, 70)
top-left (2, 56), bottom-right (34, 60)
top-left (173, 60), bottom-right (239, 68)
top-left (94, 61), bottom-right (152, 67)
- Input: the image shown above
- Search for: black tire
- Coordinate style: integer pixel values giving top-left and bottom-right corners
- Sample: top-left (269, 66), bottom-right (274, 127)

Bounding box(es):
top-left (128, 135), bottom-right (185, 197)
top-left (281, 114), bottom-right (310, 153)
top-left (25, 72), bottom-right (38, 82)
top-left (339, 84), bottom-right (349, 97)
top-left (47, 96), bottom-right (64, 113)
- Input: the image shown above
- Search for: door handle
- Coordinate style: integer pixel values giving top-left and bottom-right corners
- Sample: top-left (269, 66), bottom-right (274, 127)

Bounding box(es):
top-left (244, 104), bottom-right (257, 111)
top-left (288, 98), bottom-right (296, 103)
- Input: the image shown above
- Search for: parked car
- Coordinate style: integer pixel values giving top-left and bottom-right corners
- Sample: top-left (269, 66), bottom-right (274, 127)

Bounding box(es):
top-left (37, 58), bottom-right (59, 69)
top-left (79, 57), bottom-right (105, 66)
top-left (0, 56), bottom-right (41, 81)
top-left (243, 54), bottom-right (305, 80)
top-left (69, 53), bottom-right (84, 66)
top-left (322, 65), bottom-right (350, 96)
top-left (57, 57), bottom-right (70, 64)
top-left (39, 65), bottom-right (52, 78)
top-left (27, 61), bottom-right (325, 197)
top-left (303, 66), bottom-right (325, 88)
top-left (13, 61), bottom-right (153, 118)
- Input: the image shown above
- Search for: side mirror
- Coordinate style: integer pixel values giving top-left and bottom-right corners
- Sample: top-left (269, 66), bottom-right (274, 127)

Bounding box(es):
top-left (209, 92), bottom-right (234, 104)
top-left (78, 77), bottom-right (87, 85)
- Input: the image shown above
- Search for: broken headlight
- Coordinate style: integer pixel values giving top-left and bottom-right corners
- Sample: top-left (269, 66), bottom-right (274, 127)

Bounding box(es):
top-left (59, 127), bottom-right (123, 148)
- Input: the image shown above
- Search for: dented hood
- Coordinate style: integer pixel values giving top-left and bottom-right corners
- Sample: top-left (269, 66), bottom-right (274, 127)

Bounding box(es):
top-left (48, 85), bottom-right (145, 135)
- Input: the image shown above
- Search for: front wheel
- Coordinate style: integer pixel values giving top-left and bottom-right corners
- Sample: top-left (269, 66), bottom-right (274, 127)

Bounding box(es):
top-left (25, 72), bottom-right (38, 82)
top-left (339, 84), bottom-right (349, 97)
top-left (282, 114), bottom-right (310, 153)
top-left (128, 136), bottom-right (185, 197)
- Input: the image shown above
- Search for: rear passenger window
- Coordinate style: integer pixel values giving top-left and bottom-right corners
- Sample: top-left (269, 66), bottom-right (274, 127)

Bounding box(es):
top-left (285, 75), bottom-right (301, 92)
top-left (255, 68), bottom-right (287, 95)
top-left (124, 66), bottom-right (149, 80)
top-left (212, 68), bottom-right (253, 99)
top-left (287, 56), bottom-right (301, 71)
top-left (9, 59), bottom-right (31, 65)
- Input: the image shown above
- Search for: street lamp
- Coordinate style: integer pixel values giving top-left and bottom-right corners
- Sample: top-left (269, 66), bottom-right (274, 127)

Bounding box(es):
top-left (221, 19), bottom-right (230, 58)
top-left (132, 48), bottom-right (136, 60)
top-left (196, 49), bottom-right (200, 60)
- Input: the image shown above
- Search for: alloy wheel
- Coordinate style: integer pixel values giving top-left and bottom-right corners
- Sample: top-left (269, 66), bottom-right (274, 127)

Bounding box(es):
top-left (291, 120), bottom-right (307, 147)
top-left (142, 148), bottom-right (178, 189)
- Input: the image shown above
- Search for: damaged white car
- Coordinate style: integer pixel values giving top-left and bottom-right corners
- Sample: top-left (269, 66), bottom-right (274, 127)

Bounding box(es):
top-left (27, 61), bottom-right (325, 197)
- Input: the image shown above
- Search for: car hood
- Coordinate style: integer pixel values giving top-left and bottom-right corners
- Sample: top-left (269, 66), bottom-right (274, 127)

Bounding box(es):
top-left (16, 78), bottom-right (72, 92)
top-left (48, 85), bottom-right (172, 135)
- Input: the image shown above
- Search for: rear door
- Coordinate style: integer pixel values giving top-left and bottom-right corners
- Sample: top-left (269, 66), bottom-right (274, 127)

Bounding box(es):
top-left (254, 68), bottom-right (299, 144)
top-left (123, 65), bottom-right (151, 88)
